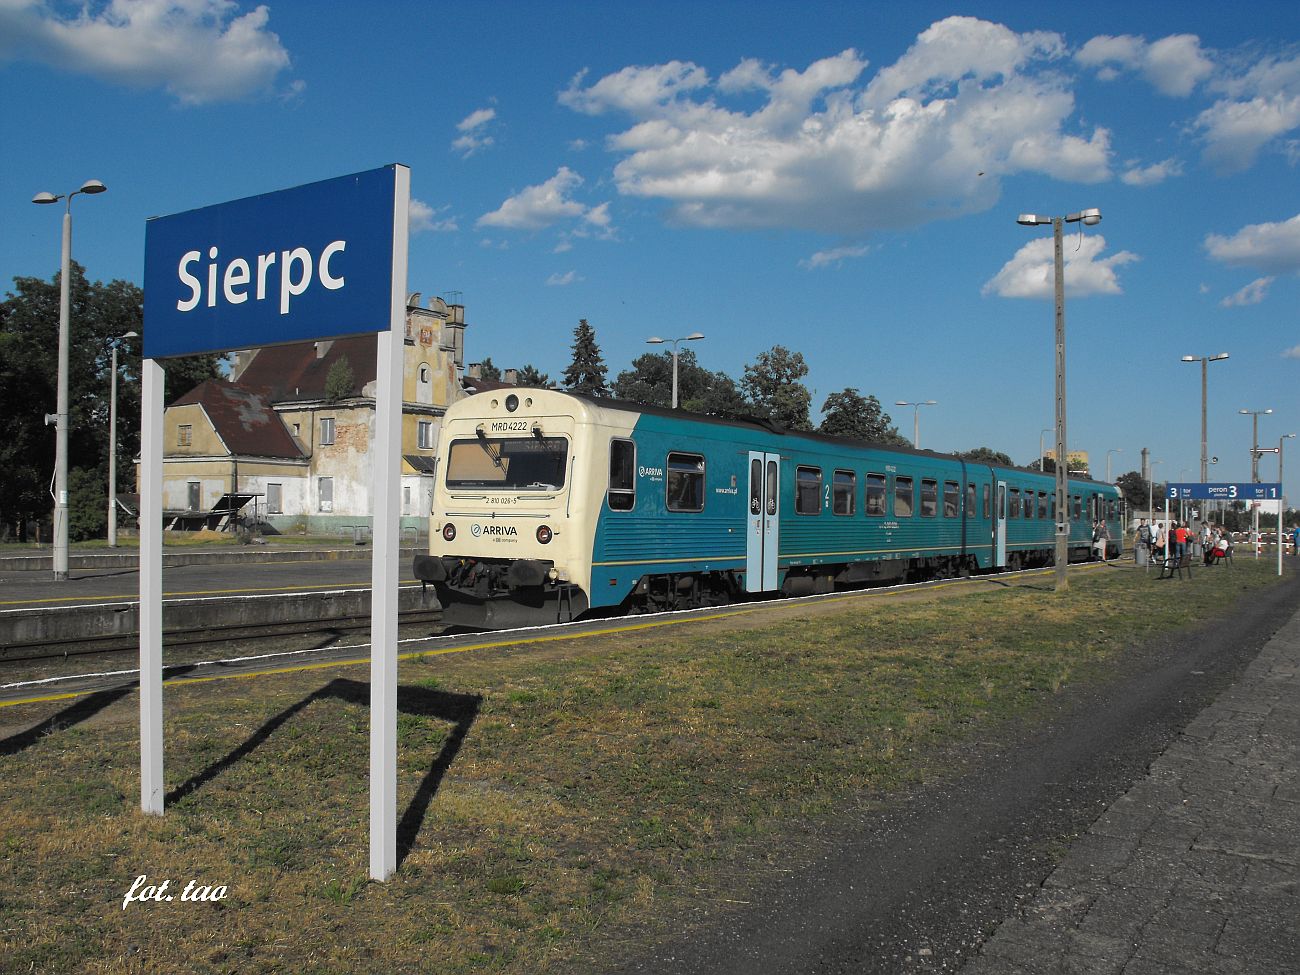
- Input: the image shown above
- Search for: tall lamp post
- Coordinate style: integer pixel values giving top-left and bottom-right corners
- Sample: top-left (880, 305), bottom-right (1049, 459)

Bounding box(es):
top-left (107, 330), bottom-right (139, 547)
top-left (895, 400), bottom-right (937, 448)
top-left (1180, 353), bottom-right (1229, 483)
top-left (1018, 207), bottom-right (1102, 592)
top-left (1106, 448), bottom-right (1123, 483)
top-left (33, 179), bottom-right (109, 581)
top-left (646, 332), bottom-right (704, 409)
top-left (1278, 434), bottom-right (1295, 577)
top-left (1241, 408), bottom-right (1272, 556)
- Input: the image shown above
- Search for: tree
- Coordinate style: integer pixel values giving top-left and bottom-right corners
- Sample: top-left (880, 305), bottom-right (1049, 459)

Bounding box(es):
top-left (612, 349), bottom-right (746, 417)
top-left (562, 319), bottom-right (608, 397)
top-left (0, 263), bottom-right (220, 538)
top-left (818, 389), bottom-right (907, 443)
top-left (1114, 471), bottom-right (1150, 512)
top-left (477, 357), bottom-right (502, 381)
top-left (957, 447), bottom-right (1014, 466)
top-left (514, 364), bottom-right (553, 388)
top-left (324, 356), bottom-right (355, 402)
top-left (740, 345), bottom-right (812, 431)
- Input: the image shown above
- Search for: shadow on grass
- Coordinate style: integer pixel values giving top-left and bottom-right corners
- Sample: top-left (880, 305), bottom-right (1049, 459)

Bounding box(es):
top-left (165, 677), bottom-right (480, 863)
top-left (0, 686), bottom-right (135, 756)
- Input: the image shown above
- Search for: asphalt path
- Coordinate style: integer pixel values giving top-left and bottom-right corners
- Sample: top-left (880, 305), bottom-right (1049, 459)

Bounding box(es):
top-left (612, 569), bottom-right (1300, 975)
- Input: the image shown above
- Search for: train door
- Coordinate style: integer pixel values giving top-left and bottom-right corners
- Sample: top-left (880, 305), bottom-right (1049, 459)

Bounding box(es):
top-left (994, 480), bottom-right (1008, 568)
top-left (747, 451), bottom-right (780, 592)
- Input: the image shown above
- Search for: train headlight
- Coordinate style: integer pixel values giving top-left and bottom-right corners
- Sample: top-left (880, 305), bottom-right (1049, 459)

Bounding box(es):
top-left (536, 524), bottom-right (553, 545)
top-left (506, 393), bottom-right (519, 412)
top-left (442, 523), bottom-right (457, 542)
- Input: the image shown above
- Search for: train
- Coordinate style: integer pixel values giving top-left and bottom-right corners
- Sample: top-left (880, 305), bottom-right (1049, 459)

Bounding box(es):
top-left (413, 389), bottom-right (1124, 628)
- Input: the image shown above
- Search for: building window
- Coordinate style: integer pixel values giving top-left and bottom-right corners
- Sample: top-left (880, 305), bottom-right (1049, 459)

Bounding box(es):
top-left (187, 481), bottom-right (200, 511)
top-left (177, 424), bottom-right (192, 447)
top-left (292, 423), bottom-right (301, 438)
top-left (832, 470), bottom-right (856, 516)
top-left (795, 466), bottom-right (822, 515)
top-left (607, 439), bottom-right (636, 511)
top-left (318, 477), bottom-right (334, 512)
top-left (417, 420), bottom-right (433, 449)
top-left (320, 417), bottom-right (335, 445)
top-left (666, 452), bottom-right (705, 512)
top-left (267, 483), bottom-right (282, 514)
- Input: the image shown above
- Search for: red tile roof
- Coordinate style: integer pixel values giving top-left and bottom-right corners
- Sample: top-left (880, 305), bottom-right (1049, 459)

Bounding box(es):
top-left (172, 380), bottom-right (305, 459)
top-left (234, 336), bottom-right (378, 402)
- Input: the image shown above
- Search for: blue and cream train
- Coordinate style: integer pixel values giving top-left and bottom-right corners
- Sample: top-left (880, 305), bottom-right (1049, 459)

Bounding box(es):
top-left (414, 389), bottom-right (1123, 627)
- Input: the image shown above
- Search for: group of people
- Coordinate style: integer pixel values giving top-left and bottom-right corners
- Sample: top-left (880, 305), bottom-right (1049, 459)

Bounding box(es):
top-left (1131, 519), bottom-right (1232, 566)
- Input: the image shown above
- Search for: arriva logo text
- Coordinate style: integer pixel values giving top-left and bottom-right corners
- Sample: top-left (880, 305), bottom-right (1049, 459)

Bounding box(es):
top-left (639, 466), bottom-right (664, 478)
top-left (471, 524), bottom-right (518, 537)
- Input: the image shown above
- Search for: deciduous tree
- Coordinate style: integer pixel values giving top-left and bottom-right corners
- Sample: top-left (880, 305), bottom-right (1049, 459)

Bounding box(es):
top-left (818, 389), bottom-right (907, 444)
top-left (741, 345), bottom-right (812, 431)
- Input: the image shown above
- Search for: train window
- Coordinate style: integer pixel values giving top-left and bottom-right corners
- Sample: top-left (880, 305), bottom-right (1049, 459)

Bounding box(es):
top-left (833, 470), bottom-right (856, 515)
top-left (966, 482), bottom-right (976, 518)
top-left (1008, 488), bottom-right (1020, 518)
top-left (1072, 495), bottom-right (1082, 521)
top-left (945, 481), bottom-right (961, 518)
top-left (1023, 491), bottom-right (1034, 519)
top-left (796, 466), bottom-right (822, 515)
top-left (749, 459), bottom-right (762, 515)
top-left (920, 479), bottom-right (938, 518)
top-left (766, 461), bottom-right (778, 516)
top-left (866, 473), bottom-right (887, 516)
top-left (666, 453), bottom-right (705, 511)
top-left (1038, 492), bottom-right (1048, 520)
top-left (984, 484), bottom-right (991, 520)
top-left (997, 484), bottom-right (1005, 518)
top-left (894, 476), bottom-right (914, 517)
top-left (607, 439), bottom-right (636, 511)
top-left (446, 435), bottom-right (569, 491)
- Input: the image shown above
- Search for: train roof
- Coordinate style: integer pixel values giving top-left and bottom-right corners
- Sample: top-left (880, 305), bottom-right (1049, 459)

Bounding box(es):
top-left (477, 387), bottom-right (1115, 490)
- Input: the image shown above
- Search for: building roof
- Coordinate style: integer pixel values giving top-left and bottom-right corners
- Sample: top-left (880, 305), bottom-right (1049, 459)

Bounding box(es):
top-left (172, 380), bottom-right (306, 459)
top-left (234, 335), bottom-right (379, 402)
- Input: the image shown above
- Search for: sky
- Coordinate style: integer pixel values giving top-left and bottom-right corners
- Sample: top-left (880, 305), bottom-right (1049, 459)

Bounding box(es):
top-left (2, 0), bottom-right (1298, 504)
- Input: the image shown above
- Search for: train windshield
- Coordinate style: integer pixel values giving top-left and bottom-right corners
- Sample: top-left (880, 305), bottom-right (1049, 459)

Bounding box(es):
top-left (445, 436), bottom-right (569, 491)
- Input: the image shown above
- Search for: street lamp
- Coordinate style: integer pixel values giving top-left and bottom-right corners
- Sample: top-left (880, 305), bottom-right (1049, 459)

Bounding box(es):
top-left (646, 332), bottom-right (704, 409)
top-left (1240, 408), bottom-right (1273, 556)
top-left (108, 330), bottom-right (139, 547)
top-left (894, 400), bottom-right (937, 449)
top-left (1106, 448), bottom-right (1123, 483)
top-left (1017, 207), bottom-right (1101, 591)
top-left (33, 178), bottom-right (109, 581)
top-left (1180, 353), bottom-right (1229, 483)
top-left (1279, 435), bottom-right (1296, 577)
top-left (1148, 459), bottom-right (1164, 525)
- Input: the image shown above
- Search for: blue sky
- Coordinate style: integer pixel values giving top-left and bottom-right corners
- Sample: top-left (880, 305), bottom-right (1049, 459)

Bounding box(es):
top-left (3, 0), bottom-right (1298, 503)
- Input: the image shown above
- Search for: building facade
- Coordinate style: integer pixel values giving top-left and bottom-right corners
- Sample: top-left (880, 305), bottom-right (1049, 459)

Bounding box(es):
top-left (153, 295), bottom-right (468, 535)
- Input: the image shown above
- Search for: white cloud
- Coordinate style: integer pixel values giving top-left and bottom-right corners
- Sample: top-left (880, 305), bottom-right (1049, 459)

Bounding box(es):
top-left (1120, 157), bottom-right (1183, 186)
top-left (477, 167), bottom-right (612, 233)
top-left (1194, 53), bottom-right (1300, 172)
top-left (545, 270), bottom-right (583, 287)
top-left (1205, 213), bottom-right (1300, 274)
top-left (1076, 33), bottom-right (1213, 97)
top-left (982, 234), bottom-right (1140, 298)
top-left (0, 0), bottom-right (293, 104)
top-left (558, 17), bottom-right (1111, 235)
top-left (799, 244), bottom-right (871, 269)
top-left (1220, 276), bottom-right (1275, 307)
top-left (452, 106), bottom-right (497, 157)
top-left (1282, 344), bottom-right (1300, 359)
top-left (409, 199), bottom-right (457, 234)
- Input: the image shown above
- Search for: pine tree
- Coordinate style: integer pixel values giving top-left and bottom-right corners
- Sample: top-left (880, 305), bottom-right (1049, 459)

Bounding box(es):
top-left (562, 319), bottom-right (608, 397)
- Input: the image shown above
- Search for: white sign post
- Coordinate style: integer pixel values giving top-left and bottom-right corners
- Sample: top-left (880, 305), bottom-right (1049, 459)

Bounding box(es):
top-left (139, 165), bottom-right (410, 880)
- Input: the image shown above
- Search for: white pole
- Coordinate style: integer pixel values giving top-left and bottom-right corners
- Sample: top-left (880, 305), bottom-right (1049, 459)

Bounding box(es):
top-left (108, 343), bottom-right (120, 547)
top-left (370, 164), bottom-right (410, 881)
top-left (139, 358), bottom-right (165, 814)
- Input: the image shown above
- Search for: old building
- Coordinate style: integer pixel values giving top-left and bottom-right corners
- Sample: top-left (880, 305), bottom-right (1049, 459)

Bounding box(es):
top-left (155, 295), bottom-right (468, 535)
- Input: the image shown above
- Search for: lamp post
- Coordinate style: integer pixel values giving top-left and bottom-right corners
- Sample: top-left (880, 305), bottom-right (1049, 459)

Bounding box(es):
top-left (107, 331), bottom-right (139, 547)
top-left (1017, 207), bottom-right (1101, 591)
top-left (894, 400), bottom-right (937, 449)
top-left (1180, 353), bottom-right (1229, 483)
top-left (33, 179), bottom-right (109, 581)
top-left (1278, 434), bottom-right (1295, 577)
top-left (1240, 408), bottom-right (1272, 556)
top-left (646, 332), bottom-right (704, 409)
top-left (1106, 448), bottom-right (1123, 483)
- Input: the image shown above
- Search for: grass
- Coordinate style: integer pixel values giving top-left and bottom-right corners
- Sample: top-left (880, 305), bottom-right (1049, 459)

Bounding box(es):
top-left (0, 559), bottom-right (1287, 974)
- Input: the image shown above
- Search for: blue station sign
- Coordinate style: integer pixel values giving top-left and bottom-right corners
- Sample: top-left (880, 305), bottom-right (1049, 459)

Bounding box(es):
top-left (143, 165), bottom-right (401, 359)
top-left (1167, 482), bottom-right (1282, 501)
